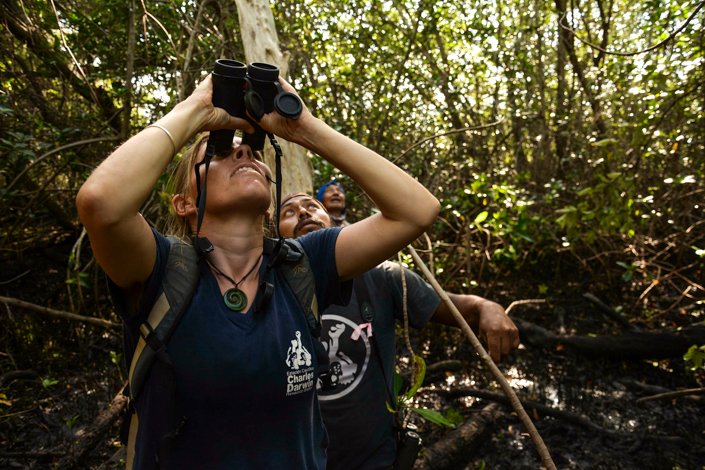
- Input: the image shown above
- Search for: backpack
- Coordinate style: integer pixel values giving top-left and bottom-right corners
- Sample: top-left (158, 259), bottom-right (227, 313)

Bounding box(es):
top-left (123, 236), bottom-right (321, 468)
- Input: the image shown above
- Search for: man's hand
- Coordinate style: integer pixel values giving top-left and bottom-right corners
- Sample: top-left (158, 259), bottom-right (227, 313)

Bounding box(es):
top-left (475, 299), bottom-right (520, 363)
top-left (433, 294), bottom-right (520, 363)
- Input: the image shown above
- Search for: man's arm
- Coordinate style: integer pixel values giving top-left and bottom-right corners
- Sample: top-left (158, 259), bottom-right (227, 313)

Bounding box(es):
top-left (431, 294), bottom-right (520, 363)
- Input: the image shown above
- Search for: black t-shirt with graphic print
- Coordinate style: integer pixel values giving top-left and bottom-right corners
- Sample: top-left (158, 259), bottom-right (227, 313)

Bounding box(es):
top-left (318, 261), bottom-right (439, 470)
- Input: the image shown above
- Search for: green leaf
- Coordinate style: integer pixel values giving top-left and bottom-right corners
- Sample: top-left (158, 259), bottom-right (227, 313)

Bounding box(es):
top-left (443, 407), bottom-right (465, 426)
top-left (42, 378), bottom-right (59, 389)
top-left (110, 350), bottom-right (121, 366)
top-left (386, 400), bottom-right (397, 414)
top-left (592, 138), bottom-right (618, 147)
top-left (393, 371), bottom-right (404, 397)
top-left (0, 104), bottom-right (14, 116)
top-left (403, 355), bottom-right (426, 400)
top-left (412, 407), bottom-right (456, 427)
top-left (474, 211), bottom-right (489, 224)
top-left (65, 414), bottom-right (80, 430)
top-left (683, 345), bottom-right (705, 371)
top-left (0, 393), bottom-right (12, 407)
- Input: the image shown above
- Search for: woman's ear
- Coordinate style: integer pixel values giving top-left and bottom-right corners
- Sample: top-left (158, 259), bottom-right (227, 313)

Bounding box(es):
top-left (172, 193), bottom-right (196, 217)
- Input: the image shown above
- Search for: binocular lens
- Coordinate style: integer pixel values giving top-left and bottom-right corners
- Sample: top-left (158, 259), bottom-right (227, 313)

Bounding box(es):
top-left (275, 93), bottom-right (303, 119)
top-left (213, 59), bottom-right (247, 78)
top-left (248, 63), bottom-right (280, 81)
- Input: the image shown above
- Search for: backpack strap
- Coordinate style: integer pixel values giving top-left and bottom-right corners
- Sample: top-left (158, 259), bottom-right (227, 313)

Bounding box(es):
top-left (354, 275), bottom-right (398, 414)
top-left (127, 236), bottom-right (200, 401)
top-left (267, 237), bottom-right (320, 336)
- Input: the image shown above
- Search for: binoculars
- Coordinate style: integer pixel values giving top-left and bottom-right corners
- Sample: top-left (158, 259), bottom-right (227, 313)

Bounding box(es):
top-left (207, 59), bottom-right (303, 154)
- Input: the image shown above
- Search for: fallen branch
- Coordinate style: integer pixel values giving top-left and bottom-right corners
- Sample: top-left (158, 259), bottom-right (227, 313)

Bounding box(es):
top-left (415, 403), bottom-right (502, 470)
top-left (0, 369), bottom-right (40, 387)
top-left (407, 245), bottom-right (557, 470)
top-left (618, 378), bottom-right (672, 395)
top-left (426, 359), bottom-right (464, 373)
top-left (0, 296), bottom-right (119, 329)
top-left (505, 298), bottom-right (546, 316)
top-left (58, 382), bottom-right (128, 469)
top-left (439, 387), bottom-right (691, 447)
top-left (0, 450), bottom-right (64, 458)
top-left (424, 360), bottom-right (465, 383)
top-left (513, 317), bottom-right (705, 359)
top-left (440, 387), bottom-right (608, 434)
top-left (635, 387), bottom-right (705, 403)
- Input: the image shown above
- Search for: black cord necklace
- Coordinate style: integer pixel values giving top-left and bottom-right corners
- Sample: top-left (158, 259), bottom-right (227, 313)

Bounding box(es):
top-left (207, 253), bottom-right (263, 312)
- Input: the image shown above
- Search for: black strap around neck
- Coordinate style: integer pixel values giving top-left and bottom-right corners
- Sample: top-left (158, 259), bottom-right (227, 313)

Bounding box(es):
top-left (193, 144), bottom-right (215, 255)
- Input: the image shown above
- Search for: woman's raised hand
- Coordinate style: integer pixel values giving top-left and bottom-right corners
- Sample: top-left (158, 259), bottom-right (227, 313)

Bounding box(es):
top-left (178, 75), bottom-right (255, 136)
top-left (255, 77), bottom-right (315, 145)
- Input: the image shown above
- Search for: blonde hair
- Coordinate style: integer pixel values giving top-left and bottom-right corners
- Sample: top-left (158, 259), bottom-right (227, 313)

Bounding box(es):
top-left (164, 134), bottom-right (209, 239)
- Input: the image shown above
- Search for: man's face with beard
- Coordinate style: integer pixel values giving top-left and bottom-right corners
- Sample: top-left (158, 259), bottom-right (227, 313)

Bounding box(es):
top-left (279, 194), bottom-right (332, 238)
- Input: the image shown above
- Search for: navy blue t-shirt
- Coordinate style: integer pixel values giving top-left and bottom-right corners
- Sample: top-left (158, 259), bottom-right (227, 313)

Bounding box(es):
top-left (317, 261), bottom-right (439, 470)
top-left (111, 227), bottom-right (347, 470)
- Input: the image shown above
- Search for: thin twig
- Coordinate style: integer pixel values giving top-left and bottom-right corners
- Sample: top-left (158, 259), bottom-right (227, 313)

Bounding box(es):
top-left (391, 118), bottom-right (505, 162)
top-left (0, 270), bottom-right (31, 285)
top-left (49, 0), bottom-right (100, 105)
top-left (505, 299), bottom-right (547, 316)
top-left (558, 2), bottom-right (705, 57)
top-left (398, 253), bottom-right (416, 391)
top-left (636, 387), bottom-right (705, 403)
top-left (5, 136), bottom-right (120, 193)
top-left (0, 296), bottom-right (119, 329)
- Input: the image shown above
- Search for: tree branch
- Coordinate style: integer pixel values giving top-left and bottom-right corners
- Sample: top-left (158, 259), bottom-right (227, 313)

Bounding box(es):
top-left (0, 296), bottom-right (119, 329)
top-left (558, 2), bottom-right (705, 57)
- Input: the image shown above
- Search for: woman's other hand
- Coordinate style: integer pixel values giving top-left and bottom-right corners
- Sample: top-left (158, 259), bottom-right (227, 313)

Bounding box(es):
top-left (176, 74), bottom-right (255, 136)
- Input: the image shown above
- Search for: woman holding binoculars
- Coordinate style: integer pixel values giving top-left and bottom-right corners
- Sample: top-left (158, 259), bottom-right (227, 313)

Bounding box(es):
top-left (76, 65), bottom-right (439, 469)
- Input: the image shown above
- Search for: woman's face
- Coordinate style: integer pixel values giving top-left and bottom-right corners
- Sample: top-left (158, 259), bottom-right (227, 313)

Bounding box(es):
top-left (190, 141), bottom-right (273, 216)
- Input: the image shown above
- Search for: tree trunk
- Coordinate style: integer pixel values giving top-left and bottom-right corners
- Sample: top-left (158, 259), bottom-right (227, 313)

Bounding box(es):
top-left (234, 0), bottom-right (313, 197)
top-left (554, 0), bottom-right (570, 177)
top-left (123, 0), bottom-right (136, 141)
top-left (557, 9), bottom-right (608, 137)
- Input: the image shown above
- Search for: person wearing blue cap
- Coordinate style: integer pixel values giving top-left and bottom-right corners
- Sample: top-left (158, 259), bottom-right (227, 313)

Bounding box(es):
top-left (317, 179), bottom-right (349, 227)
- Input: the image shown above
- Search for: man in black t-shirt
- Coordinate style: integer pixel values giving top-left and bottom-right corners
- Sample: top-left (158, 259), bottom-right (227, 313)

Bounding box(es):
top-left (279, 193), bottom-right (520, 470)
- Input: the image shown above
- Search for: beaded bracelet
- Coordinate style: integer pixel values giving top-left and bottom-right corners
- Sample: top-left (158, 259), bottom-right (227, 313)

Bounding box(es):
top-left (146, 124), bottom-right (176, 156)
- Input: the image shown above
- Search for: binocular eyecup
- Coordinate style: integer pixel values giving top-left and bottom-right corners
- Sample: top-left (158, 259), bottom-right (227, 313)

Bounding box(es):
top-left (207, 59), bottom-right (303, 154)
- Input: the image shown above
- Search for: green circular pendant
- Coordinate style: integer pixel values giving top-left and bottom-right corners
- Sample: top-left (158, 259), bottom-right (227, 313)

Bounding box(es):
top-left (223, 288), bottom-right (248, 312)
